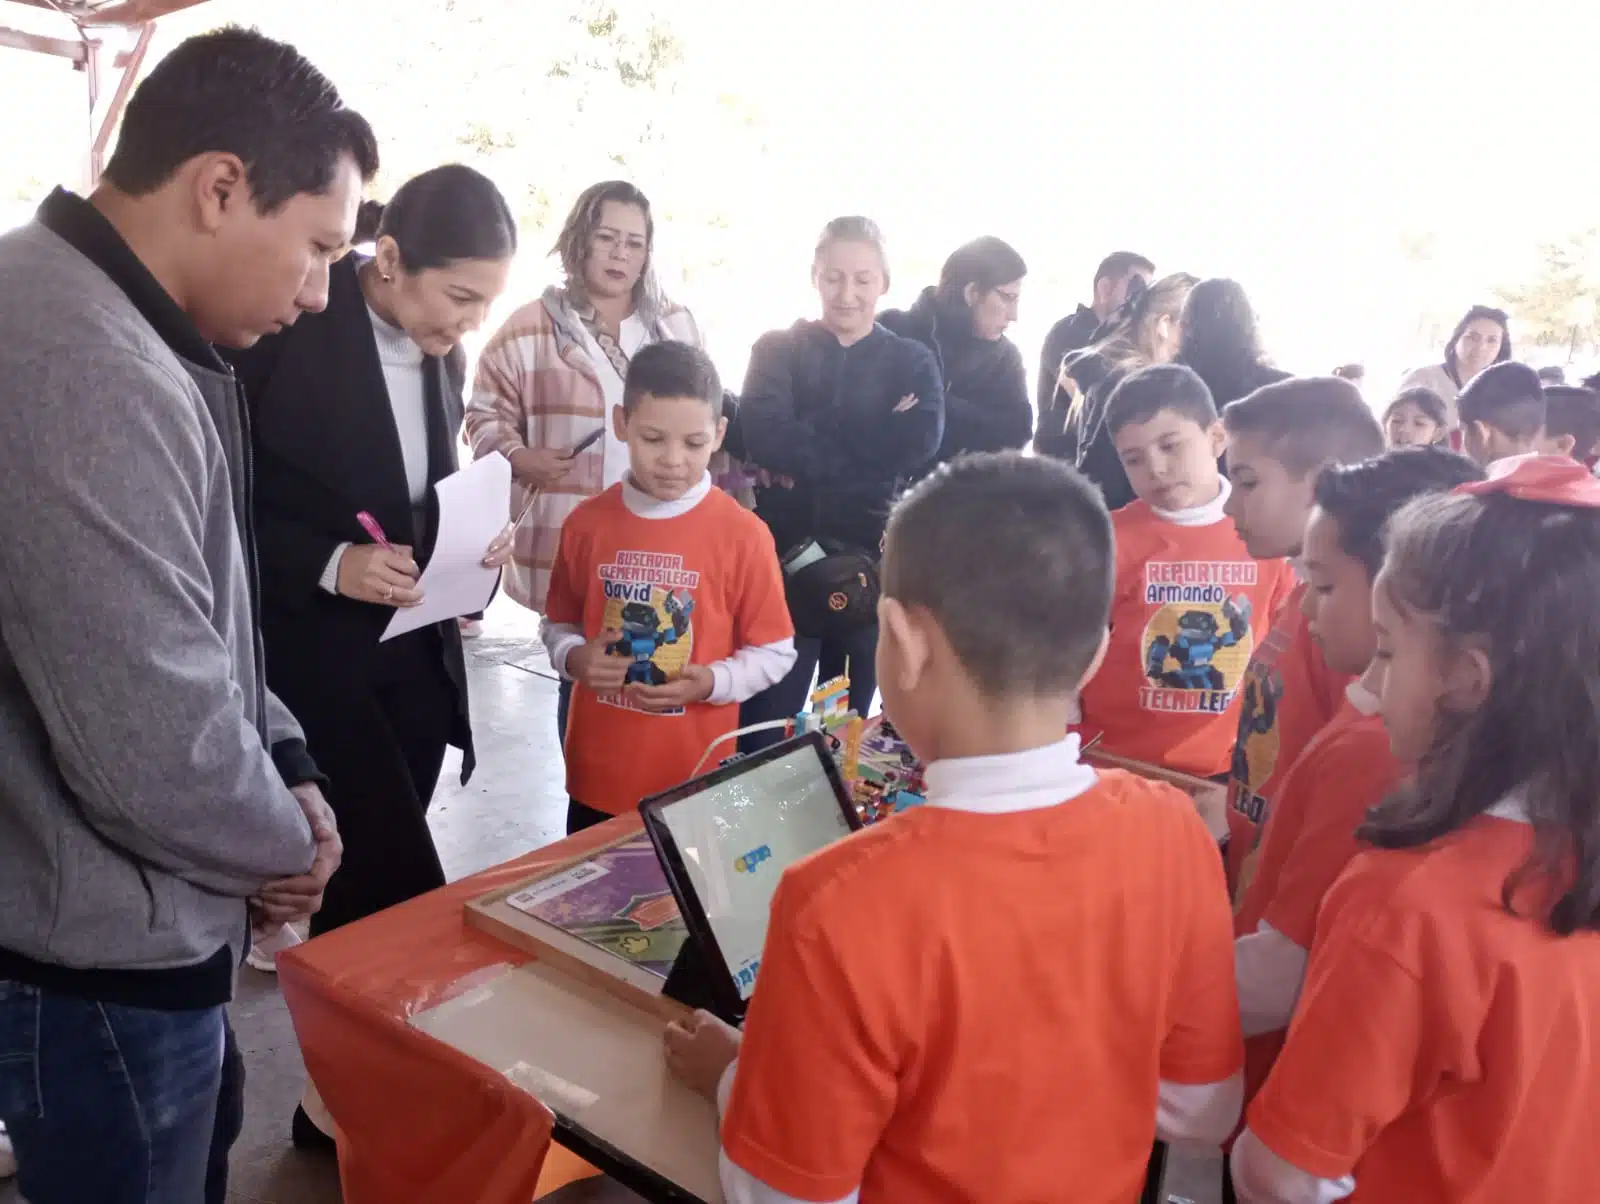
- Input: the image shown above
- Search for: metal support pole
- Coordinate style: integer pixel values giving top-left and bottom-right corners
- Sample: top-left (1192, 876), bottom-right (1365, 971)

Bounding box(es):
top-left (0, 24), bottom-right (85, 61)
top-left (88, 22), bottom-right (152, 186)
top-left (81, 30), bottom-right (101, 189)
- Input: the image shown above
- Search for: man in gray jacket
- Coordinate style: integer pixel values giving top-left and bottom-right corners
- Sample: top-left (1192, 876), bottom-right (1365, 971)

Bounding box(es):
top-left (0, 28), bottom-right (378, 1204)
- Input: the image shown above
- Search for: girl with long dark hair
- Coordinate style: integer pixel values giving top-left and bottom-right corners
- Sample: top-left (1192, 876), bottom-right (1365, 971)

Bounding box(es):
top-left (1176, 277), bottom-right (1289, 407)
top-left (1234, 456), bottom-right (1600, 1203)
top-left (1053, 271), bottom-right (1197, 510)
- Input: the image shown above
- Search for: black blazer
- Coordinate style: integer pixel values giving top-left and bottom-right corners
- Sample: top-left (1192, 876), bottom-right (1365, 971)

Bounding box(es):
top-left (223, 256), bottom-right (476, 780)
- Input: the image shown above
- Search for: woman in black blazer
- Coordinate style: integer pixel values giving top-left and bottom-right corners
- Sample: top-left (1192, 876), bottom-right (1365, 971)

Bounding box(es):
top-left (223, 164), bottom-right (517, 1143)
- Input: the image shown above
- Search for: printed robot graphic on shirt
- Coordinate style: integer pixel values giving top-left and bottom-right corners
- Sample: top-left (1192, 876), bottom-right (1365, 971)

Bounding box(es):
top-left (598, 550), bottom-right (698, 713)
top-left (1138, 559), bottom-right (1257, 714)
top-left (1229, 634), bottom-right (1288, 825)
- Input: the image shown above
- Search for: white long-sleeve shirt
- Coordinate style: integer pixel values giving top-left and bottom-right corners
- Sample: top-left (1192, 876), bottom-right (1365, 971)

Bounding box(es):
top-left (318, 307), bottom-right (432, 592)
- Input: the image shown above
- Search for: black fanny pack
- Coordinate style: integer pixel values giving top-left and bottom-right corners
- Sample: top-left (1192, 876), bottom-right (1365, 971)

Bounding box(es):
top-left (780, 538), bottom-right (880, 640)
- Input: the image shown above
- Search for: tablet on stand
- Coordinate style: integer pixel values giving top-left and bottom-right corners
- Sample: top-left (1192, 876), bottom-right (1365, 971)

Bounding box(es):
top-left (640, 731), bottom-right (863, 1026)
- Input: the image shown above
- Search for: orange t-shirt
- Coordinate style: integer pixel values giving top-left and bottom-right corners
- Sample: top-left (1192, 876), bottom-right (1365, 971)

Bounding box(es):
top-left (1225, 581), bottom-right (1352, 891)
top-left (544, 484), bottom-right (792, 814)
top-left (1233, 694), bottom-right (1406, 1103)
top-left (1249, 817), bottom-right (1600, 1202)
top-left (721, 770), bottom-right (1244, 1204)
top-left (1078, 501), bottom-right (1292, 777)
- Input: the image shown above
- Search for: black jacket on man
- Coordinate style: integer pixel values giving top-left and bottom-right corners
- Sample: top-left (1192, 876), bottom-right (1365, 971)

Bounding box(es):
top-left (879, 287), bottom-right (1029, 465)
top-left (1036, 304), bottom-right (1103, 417)
top-left (729, 319), bottom-right (944, 557)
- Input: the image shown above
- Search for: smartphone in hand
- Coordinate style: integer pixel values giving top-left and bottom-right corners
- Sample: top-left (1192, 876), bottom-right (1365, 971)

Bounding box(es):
top-left (563, 428), bottom-right (605, 459)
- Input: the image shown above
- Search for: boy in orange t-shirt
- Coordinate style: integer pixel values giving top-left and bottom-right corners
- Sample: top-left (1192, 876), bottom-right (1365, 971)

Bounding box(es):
top-left (1217, 378), bottom-right (1385, 896)
top-left (664, 453), bottom-right (1244, 1204)
top-left (1077, 364), bottom-right (1292, 778)
top-left (1232, 447), bottom-right (1482, 1110)
top-left (1235, 455), bottom-right (1600, 1203)
top-left (542, 342), bottom-right (795, 834)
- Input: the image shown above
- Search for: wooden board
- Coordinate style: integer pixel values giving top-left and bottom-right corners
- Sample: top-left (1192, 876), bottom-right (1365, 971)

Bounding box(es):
top-left (1083, 747), bottom-right (1219, 795)
top-left (409, 962), bottom-right (721, 1203)
top-left (466, 830), bottom-right (693, 1026)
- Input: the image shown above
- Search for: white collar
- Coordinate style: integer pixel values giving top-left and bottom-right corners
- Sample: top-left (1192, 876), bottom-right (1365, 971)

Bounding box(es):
top-left (621, 472), bottom-right (711, 519)
top-left (1487, 452), bottom-right (1540, 475)
top-left (1345, 680), bottom-right (1381, 716)
top-left (1150, 477), bottom-right (1231, 527)
top-left (923, 735), bottom-right (1098, 815)
top-left (1485, 793), bottom-right (1532, 824)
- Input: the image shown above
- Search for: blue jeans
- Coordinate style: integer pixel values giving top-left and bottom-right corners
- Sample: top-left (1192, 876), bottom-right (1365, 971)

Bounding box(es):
top-left (0, 980), bottom-right (228, 1204)
top-left (739, 626), bottom-right (879, 753)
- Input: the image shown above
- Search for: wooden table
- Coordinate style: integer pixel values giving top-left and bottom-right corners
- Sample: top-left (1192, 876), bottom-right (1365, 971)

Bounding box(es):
top-left (278, 816), bottom-right (706, 1204)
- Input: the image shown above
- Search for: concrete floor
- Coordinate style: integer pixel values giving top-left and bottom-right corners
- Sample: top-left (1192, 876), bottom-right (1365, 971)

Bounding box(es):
top-left (0, 595), bottom-right (1225, 1204)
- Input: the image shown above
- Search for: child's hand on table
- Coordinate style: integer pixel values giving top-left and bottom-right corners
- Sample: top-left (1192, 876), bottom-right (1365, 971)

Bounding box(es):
top-left (567, 629), bottom-right (629, 693)
top-left (664, 1009), bottom-right (742, 1100)
top-left (627, 665), bottom-right (714, 713)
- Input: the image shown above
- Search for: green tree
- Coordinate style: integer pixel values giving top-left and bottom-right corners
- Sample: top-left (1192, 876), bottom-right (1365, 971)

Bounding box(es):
top-left (1498, 229), bottom-right (1600, 357)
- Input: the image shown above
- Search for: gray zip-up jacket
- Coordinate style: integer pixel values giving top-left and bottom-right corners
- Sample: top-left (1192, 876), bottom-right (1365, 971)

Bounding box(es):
top-left (0, 195), bottom-right (317, 992)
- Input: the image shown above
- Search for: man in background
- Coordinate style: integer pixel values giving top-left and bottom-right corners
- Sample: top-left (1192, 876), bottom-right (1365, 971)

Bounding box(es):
top-left (0, 27), bottom-right (375, 1204)
top-left (1036, 250), bottom-right (1155, 418)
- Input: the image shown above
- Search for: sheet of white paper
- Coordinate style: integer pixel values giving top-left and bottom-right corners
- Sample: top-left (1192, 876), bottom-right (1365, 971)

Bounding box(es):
top-left (381, 453), bottom-right (511, 642)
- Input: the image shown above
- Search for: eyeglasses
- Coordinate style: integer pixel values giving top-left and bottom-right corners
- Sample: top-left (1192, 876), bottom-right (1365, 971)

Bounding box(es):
top-left (592, 228), bottom-right (648, 257)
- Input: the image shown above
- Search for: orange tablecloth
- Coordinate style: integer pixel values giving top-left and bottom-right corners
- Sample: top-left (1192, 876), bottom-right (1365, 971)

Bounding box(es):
top-left (276, 816), bottom-right (645, 1204)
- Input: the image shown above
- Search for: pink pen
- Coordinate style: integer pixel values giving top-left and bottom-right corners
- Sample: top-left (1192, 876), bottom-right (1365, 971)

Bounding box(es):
top-left (355, 511), bottom-right (393, 549)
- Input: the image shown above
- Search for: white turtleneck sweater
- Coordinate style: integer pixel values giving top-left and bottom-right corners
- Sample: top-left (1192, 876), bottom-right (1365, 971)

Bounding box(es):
top-left (318, 308), bottom-right (432, 593)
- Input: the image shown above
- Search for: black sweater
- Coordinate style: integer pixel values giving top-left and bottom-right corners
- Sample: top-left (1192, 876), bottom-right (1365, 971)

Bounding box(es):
top-left (730, 320), bottom-right (944, 555)
top-left (1036, 304), bottom-right (1103, 416)
top-left (1180, 355), bottom-right (1292, 408)
top-left (878, 287), bottom-right (1030, 464)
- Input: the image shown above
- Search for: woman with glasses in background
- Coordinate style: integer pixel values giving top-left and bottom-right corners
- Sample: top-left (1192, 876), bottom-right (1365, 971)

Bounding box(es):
top-left (465, 180), bottom-right (707, 742)
top-left (878, 235), bottom-right (1031, 469)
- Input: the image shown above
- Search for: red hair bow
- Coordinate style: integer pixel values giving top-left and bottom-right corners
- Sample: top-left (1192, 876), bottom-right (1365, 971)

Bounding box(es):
top-left (1455, 454), bottom-right (1600, 508)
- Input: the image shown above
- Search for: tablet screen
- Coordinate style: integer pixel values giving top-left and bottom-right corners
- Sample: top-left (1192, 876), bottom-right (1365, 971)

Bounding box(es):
top-left (654, 742), bottom-right (856, 1000)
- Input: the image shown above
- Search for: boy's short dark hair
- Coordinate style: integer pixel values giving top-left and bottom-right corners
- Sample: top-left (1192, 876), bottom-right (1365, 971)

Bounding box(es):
top-left (1221, 376), bottom-right (1384, 477)
top-left (623, 341), bottom-right (722, 415)
top-left (1105, 363), bottom-right (1217, 438)
top-left (1094, 251), bottom-right (1155, 286)
top-left (1456, 361), bottom-right (1544, 439)
top-left (1312, 446), bottom-right (1484, 576)
top-left (882, 453), bottom-right (1113, 697)
top-left (1540, 386), bottom-right (1600, 457)
top-left (103, 28), bottom-right (379, 214)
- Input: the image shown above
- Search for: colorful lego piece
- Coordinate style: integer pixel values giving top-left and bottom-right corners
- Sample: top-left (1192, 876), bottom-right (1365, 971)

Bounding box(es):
top-left (809, 673), bottom-right (852, 726)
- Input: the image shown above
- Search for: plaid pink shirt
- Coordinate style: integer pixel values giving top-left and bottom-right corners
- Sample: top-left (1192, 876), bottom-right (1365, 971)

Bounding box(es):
top-left (463, 286), bottom-right (704, 612)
